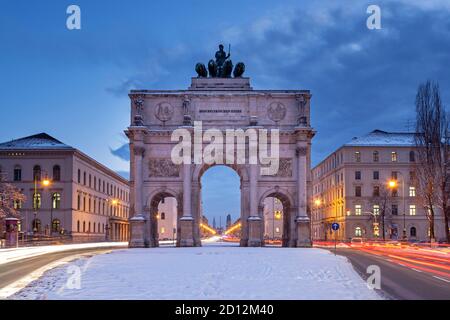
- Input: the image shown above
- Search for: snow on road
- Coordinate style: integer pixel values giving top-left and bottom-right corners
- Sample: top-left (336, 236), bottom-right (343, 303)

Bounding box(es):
top-left (0, 242), bottom-right (128, 265)
top-left (11, 243), bottom-right (381, 300)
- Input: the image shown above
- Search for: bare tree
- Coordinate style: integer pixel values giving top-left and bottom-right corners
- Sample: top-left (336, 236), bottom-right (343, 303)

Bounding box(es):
top-left (370, 184), bottom-right (391, 241)
top-left (414, 81), bottom-right (449, 242)
top-left (0, 180), bottom-right (26, 219)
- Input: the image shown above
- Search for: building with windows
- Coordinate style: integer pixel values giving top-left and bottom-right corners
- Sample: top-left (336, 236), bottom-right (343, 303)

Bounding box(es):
top-left (263, 197), bottom-right (284, 240)
top-left (311, 130), bottom-right (447, 242)
top-left (0, 133), bottom-right (130, 242)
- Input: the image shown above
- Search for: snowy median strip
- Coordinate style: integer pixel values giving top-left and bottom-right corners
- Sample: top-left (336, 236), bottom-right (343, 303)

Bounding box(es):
top-left (0, 242), bottom-right (128, 266)
top-left (11, 245), bottom-right (383, 300)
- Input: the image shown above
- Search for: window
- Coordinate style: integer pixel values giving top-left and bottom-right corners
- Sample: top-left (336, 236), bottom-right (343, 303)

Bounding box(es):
top-left (94, 177), bottom-right (97, 190)
top-left (355, 205), bottom-right (362, 215)
top-left (53, 165), bottom-right (61, 181)
top-left (409, 205), bottom-right (416, 216)
top-left (52, 192), bottom-right (61, 209)
top-left (83, 196), bottom-right (86, 211)
top-left (373, 171), bottom-right (379, 180)
top-left (160, 212), bottom-right (166, 220)
top-left (33, 165), bottom-right (41, 181)
top-left (13, 166), bottom-right (22, 181)
top-left (391, 152), bottom-right (397, 162)
top-left (83, 172), bottom-right (86, 185)
top-left (77, 195), bottom-right (81, 210)
top-left (160, 227), bottom-right (165, 234)
top-left (78, 169), bottom-right (81, 183)
top-left (83, 221), bottom-right (86, 232)
top-left (32, 219), bottom-right (41, 232)
top-left (373, 186), bottom-right (380, 197)
top-left (355, 186), bottom-right (362, 197)
top-left (33, 193), bottom-right (41, 209)
top-left (355, 171), bottom-right (361, 180)
top-left (52, 219), bottom-right (61, 232)
top-left (391, 188), bottom-right (398, 197)
top-left (373, 151), bottom-right (379, 162)
top-left (355, 152), bottom-right (361, 162)
top-left (89, 174), bottom-right (91, 187)
top-left (409, 186), bottom-right (416, 197)
top-left (392, 204), bottom-right (398, 215)
top-left (410, 227), bottom-right (417, 237)
top-left (77, 220), bottom-right (80, 232)
top-left (373, 205), bottom-right (380, 215)
top-left (409, 171), bottom-right (416, 181)
top-left (355, 227), bottom-right (362, 237)
top-left (275, 227), bottom-right (280, 233)
top-left (13, 199), bottom-right (22, 209)
top-left (409, 151), bottom-right (415, 162)
top-left (391, 171), bottom-right (398, 180)
top-left (88, 222), bottom-right (91, 233)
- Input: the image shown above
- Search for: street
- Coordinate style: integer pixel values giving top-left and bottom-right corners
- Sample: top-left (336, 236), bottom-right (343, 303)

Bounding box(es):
top-left (335, 247), bottom-right (450, 300)
top-left (0, 246), bottom-right (123, 290)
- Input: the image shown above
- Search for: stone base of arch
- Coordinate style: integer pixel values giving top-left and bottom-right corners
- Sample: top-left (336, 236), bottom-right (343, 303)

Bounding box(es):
top-left (129, 214), bottom-right (146, 248)
top-left (248, 216), bottom-right (263, 247)
top-left (179, 217), bottom-right (196, 247)
top-left (296, 217), bottom-right (312, 247)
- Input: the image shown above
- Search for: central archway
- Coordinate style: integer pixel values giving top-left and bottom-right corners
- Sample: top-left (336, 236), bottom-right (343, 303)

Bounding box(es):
top-left (192, 163), bottom-right (250, 246)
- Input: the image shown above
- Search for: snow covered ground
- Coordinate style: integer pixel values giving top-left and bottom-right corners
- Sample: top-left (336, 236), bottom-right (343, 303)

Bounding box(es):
top-left (0, 242), bottom-right (128, 265)
top-left (10, 242), bottom-right (382, 300)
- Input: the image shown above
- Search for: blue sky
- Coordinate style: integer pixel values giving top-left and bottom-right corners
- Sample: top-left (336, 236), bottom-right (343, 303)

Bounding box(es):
top-left (1, 0), bottom-right (449, 223)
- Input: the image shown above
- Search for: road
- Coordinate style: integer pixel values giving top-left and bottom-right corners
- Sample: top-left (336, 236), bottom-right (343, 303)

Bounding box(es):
top-left (335, 248), bottom-right (450, 300)
top-left (0, 246), bottom-right (124, 290)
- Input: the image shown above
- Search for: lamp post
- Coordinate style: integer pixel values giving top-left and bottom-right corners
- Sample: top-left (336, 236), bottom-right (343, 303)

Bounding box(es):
top-left (388, 173), bottom-right (407, 241)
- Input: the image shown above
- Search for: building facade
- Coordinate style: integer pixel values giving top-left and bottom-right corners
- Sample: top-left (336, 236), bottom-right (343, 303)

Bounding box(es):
top-left (311, 130), bottom-right (447, 242)
top-left (263, 197), bottom-right (284, 240)
top-left (0, 133), bottom-right (130, 242)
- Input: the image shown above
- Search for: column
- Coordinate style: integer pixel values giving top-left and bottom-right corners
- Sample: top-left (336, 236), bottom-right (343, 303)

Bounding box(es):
top-left (179, 163), bottom-right (195, 246)
top-left (296, 145), bottom-right (312, 247)
top-left (247, 164), bottom-right (262, 246)
top-left (129, 145), bottom-right (147, 248)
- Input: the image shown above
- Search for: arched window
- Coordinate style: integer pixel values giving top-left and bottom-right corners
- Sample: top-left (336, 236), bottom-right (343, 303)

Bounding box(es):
top-left (33, 165), bottom-right (41, 181)
top-left (52, 192), bottom-right (61, 209)
top-left (53, 165), bottom-right (61, 181)
top-left (160, 212), bottom-right (166, 220)
top-left (32, 219), bottom-right (41, 232)
top-left (33, 193), bottom-right (41, 209)
top-left (410, 227), bottom-right (417, 237)
top-left (77, 169), bottom-right (81, 183)
top-left (409, 151), bottom-right (415, 162)
top-left (355, 227), bottom-right (362, 237)
top-left (373, 151), bottom-right (379, 162)
top-left (52, 219), bottom-right (61, 232)
top-left (14, 165), bottom-right (22, 181)
top-left (88, 222), bottom-right (91, 233)
top-left (83, 221), bottom-right (86, 233)
top-left (77, 220), bottom-right (80, 232)
top-left (77, 194), bottom-right (81, 210)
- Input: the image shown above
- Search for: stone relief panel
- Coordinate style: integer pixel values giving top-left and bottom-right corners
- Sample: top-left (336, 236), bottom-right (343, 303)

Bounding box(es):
top-left (267, 102), bottom-right (287, 122)
top-left (155, 102), bottom-right (174, 122)
top-left (263, 158), bottom-right (292, 177)
top-left (148, 159), bottom-right (180, 177)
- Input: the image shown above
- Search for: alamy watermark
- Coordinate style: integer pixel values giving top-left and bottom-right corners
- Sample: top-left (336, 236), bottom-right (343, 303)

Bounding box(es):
top-left (366, 265), bottom-right (381, 289)
top-left (171, 121), bottom-right (280, 176)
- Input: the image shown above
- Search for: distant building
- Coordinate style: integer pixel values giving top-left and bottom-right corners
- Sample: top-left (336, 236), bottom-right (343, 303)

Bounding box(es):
top-left (311, 130), bottom-right (447, 242)
top-left (157, 197), bottom-right (177, 240)
top-left (226, 214), bottom-right (231, 229)
top-left (263, 197), bottom-right (284, 240)
top-left (0, 133), bottom-right (130, 242)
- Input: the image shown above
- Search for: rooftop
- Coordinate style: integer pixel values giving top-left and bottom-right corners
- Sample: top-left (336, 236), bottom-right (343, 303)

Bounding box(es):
top-left (344, 130), bottom-right (415, 147)
top-left (0, 133), bottom-right (74, 150)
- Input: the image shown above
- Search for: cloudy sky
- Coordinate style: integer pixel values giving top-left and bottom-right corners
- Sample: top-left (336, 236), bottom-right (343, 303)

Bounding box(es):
top-left (1, 0), bottom-right (449, 223)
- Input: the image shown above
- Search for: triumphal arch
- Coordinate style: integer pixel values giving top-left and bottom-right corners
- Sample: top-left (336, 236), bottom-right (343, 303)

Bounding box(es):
top-left (126, 46), bottom-right (315, 248)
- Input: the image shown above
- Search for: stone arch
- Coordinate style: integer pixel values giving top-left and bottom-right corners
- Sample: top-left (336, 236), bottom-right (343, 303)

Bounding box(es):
top-left (258, 187), bottom-right (296, 247)
top-left (191, 163), bottom-right (250, 246)
top-left (145, 188), bottom-right (182, 247)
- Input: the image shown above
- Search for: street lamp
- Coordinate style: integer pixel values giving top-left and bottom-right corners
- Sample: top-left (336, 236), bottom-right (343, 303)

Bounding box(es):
top-left (388, 175), bottom-right (407, 241)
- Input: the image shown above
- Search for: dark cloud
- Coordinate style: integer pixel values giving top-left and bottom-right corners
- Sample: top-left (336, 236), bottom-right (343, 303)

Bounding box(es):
top-left (110, 144), bottom-right (130, 161)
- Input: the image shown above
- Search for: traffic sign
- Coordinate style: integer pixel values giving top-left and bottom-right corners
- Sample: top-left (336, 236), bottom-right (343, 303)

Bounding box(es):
top-left (331, 223), bottom-right (340, 231)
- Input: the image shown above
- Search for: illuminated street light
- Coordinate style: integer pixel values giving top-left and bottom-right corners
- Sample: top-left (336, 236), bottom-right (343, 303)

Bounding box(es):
top-left (314, 199), bottom-right (321, 206)
top-left (388, 180), bottom-right (397, 189)
top-left (42, 178), bottom-right (51, 187)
